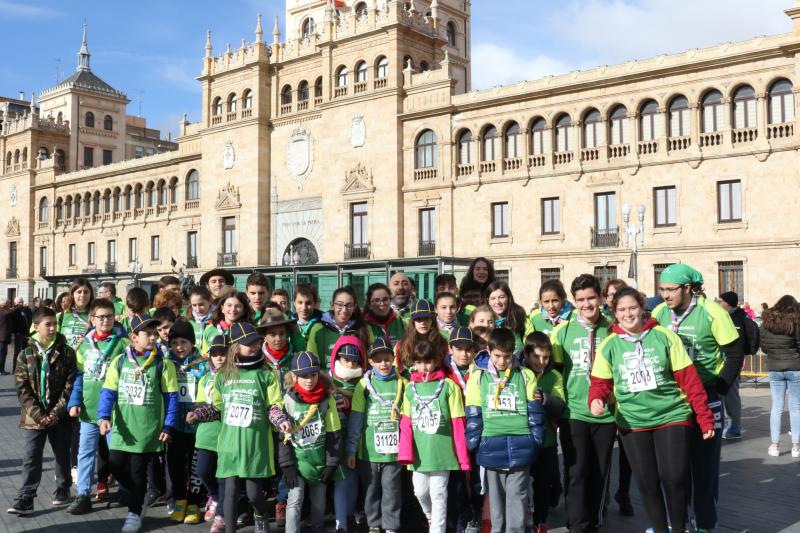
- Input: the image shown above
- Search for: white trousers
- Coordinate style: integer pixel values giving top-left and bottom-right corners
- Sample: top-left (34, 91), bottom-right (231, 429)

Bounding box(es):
top-left (412, 471), bottom-right (450, 533)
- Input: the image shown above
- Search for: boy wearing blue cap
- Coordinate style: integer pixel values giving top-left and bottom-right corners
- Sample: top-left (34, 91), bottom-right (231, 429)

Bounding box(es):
top-left (97, 315), bottom-right (180, 533)
top-left (279, 351), bottom-right (342, 533)
top-left (346, 337), bottom-right (406, 533)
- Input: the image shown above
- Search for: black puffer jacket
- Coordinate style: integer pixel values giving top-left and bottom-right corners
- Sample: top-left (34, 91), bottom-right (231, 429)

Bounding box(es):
top-left (759, 326), bottom-right (800, 372)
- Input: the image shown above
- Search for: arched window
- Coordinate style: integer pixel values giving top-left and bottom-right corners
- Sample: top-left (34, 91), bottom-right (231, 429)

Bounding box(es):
top-left (376, 56), bottom-right (389, 79)
top-left (482, 126), bottom-right (498, 161)
top-left (530, 118), bottom-right (546, 155)
top-left (55, 149), bottom-right (65, 169)
top-left (103, 115), bottom-right (113, 131)
top-left (733, 85), bottom-right (756, 129)
top-left (55, 198), bottom-right (63, 220)
top-left (92, 192), bottom-right (100, 216)
top-left (298, 81), bottom-right (309, 102)
top-left (22, 147), bottom-right (27, 162)
top-left (14, 149), bottom-right (20, 163)
top-left (124, 186), bottom-right (133, 210)
top-left (702, 90), bottom-right (724, 132)
top-left (301, 17), bottom-right (314, 39)
top-left (668, 95), bottom-right (690, 137)
top-left (38, 146), bottom-right (49, 160)
top-left (146, 183), bottom-right (156, 208)
top-left (769, 79), bottom-right (795, 124)
top-left (281, 85), bottom-right (293, 105)
top-left (355, 2), bottom-right (368, 17)
top-left (314, 77), bottom-right (323, 98)
top-left (457, 130), bottom-right (472, 164)
top-left (213, 97), bottom-right (223, 116)
top-left (639, 100), bottom-right (659, 141)
top-left (227, 93), bottom-right (238, 113)
top-left (243, 89), bottom-right (253, 109)
top-left (113, 187), bottom-right (121, 212)
top-left (169, 177), bottom-right (178, 204)
top-left (356, 61), bottom-right (368, 83)
top-left (135, 184), bottom-right (144, 209)
top-left (609, 105), bottom-right (628, 145)
top-left (158, 180), bottom-right (168, 206)
top-left (446, 22), bottom-right (457, 46)
top-left (103, 190), bottom-right (111, 213)
top-left (336, 66), bottom-right (349, 87)
top-left (85, 111), bottom-right (95, 128)
top-left (555, 114), bottom-right (572, 151)
top-left (420, 61), bottom-right (430, 72)
top-left (5, 152), bottom-right (10, 167)
top-left (74, 196), bottom-right (82, 218)
top-left (504, 122), bottom-right (521, 158)
top-left (583, 109), bottom-right (601, 148)
top-left (403, 55), bottom-right (414, 71)
top-left (39, 197), bottom-right (49, 222)
top-left (65, 197), bottom-right (73, 219)
top-left (186, 170), bottom-right (200, 200)
top-left (415, 129), bottom-right (437, 169)
top-left (84, 193), bottom-right (91, 217)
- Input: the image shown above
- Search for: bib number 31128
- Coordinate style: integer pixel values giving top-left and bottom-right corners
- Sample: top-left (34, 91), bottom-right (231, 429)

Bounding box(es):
top-left (225, 403), bottom-right (253, 428)
top-left (374, 431), bottom-right (399, 454)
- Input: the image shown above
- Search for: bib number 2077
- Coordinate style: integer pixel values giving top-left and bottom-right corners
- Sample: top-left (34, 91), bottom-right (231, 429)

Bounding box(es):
top-left (225, 403), bottom-right (253, 428)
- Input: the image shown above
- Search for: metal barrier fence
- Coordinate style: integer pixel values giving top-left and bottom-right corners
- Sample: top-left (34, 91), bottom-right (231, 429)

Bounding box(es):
top-left (741, 351), bottom-right (769, 384)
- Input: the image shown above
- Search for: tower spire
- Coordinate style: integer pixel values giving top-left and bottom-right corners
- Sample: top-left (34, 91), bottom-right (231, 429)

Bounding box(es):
top-left (77, 19), bottom-right (91, 71)
top-left (205, 30), bottom-right (213, 58)
top-left (272, 15), bottom-right (281, 44)
top-left (255, 14), bottom-right (263, 43)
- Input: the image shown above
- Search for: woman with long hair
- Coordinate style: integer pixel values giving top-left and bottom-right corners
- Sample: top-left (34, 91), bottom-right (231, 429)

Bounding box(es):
top-left (526, 279), bottom-right (575, 338)
top-left (363, 283), bottom-right (406, 347)
top-left (58, 278), bottom-right (94, 351)
top-left (759, 295), bottom-right (800, 457)
top-left (484, 281), bottom-right (526, 349)
top-left (306, 286), bottom-right (372, 371)
top-left (211, 290), bottom-right (254, 342)
top-left (458, 257), bottom-right (496, 297)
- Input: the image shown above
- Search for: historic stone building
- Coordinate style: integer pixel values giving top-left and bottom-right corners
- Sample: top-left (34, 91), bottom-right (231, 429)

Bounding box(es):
top-left (2, 0), bottom-right (800, 307)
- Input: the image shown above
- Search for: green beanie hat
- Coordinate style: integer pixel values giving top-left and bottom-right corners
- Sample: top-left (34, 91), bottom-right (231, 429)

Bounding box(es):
top-left (659, 264), bottom-right (704, 286)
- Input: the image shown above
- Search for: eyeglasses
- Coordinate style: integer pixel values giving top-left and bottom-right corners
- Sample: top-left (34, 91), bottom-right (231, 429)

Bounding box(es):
top-left (370, 298), bottom-right (390, 305)
top-left (333, 302), bottom-right (355, 310)
top-left (92, 314), bottom-right (114, 321)
top-left (658, 286), bottom-right (684, 295)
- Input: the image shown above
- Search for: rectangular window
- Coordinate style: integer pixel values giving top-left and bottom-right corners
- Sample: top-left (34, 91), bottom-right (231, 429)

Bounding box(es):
top-left (541, 197), bottom-right (560, 235)
top-left (102, 149), bottom-right (112, 165)
top-left (419, 208), bottom-right (436, 245)
top-left (654, 263), bottom-right (675, 291)
top-left (146, 147), bottom-right (155, 156)
top-left (129, 237), bottom-right (138, 261)
top-left (594, 265), bottom-right (618, 289)
top-left (8, 241), bottom-right (17, 270)
top-left (594, 192), bottom-right (617, 232)
top-left (670, 107), bottom-right (690, 137)
top-left (491, 202), bottom-right (509, 238)
top-left (39, 246), bottom-right (47, 276)
top-left (87, 242), bottom-right (96, 264)
top-left (653, 186), bottom-right (677, 226)
top-left (719, 261), bottom-right (744, 296)
top-left (641, 113), bottom-right (657, 141)
top-left (717, 180), bottom-right (742, 223)
top-left (495, 269), bottom-right (510, 285)
top-left (135, 146), bottom-right (144, 158)
top-left (351, 203), bottom-right (368, 246)
top-left (107, 240), bottom-right (116, 264)
top-left (187, 231), bottom-right (198, 265)
top-left (540, 267), bottom-right (561, 284)
top-left (69, 243), bottom-right (77, 266)
top-left (222, 217), bottom-right (236, 253)
top-left (151, 235), bottom-right (160, 261)
top-left (83, 146), bottom-right (93, 168)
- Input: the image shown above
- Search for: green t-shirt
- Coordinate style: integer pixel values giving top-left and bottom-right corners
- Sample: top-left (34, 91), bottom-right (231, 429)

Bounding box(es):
top-left (533, 368), bottom-right (564, 448)
top-left (112, 298), bottom-right (128, 323)
top-left (594, 326), bottom-right (694, 430)
top-left (400, 378), bottom-right (464, 472)
top-left (465, 367), bottom-right (536, 437)
top-left (213, 365), bottom-right (283, 479)
top-left (366, 314), bottom-right (407, 348)
top-left (652, 297), bottom-right (739, 387)
top-left (289, 318), bottom-right (321, 352)
top-left (284, 394), bottom-right (342, 483)
top-left (526, 309), bottom-right (575, 338)
top-left (188, 320), bottom-right (217, 356)
top-left (76, 334), bottom-right (129, 424)
top-left (58, 310), bottom-right (90, 352)
top-left (551, 314), bottom-right (614, 424)
top-left (351, 373), bottom-right (405, 463)
top-left (195, 372), bottom-right (221, 452)
top-left (103, 350), bottom-right (179, 453)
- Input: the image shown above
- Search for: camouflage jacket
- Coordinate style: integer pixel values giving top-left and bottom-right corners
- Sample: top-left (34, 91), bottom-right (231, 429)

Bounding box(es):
top-left (15, 333), bottom-right (77, 429)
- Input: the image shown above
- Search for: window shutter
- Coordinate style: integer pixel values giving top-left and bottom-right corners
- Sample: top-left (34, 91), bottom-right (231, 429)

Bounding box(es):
top-left (746, 100), bottom-right (757, 128)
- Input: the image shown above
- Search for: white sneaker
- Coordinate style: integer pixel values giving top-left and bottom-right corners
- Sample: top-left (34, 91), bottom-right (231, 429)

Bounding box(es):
top-left (121, 512), bottom-right (142, 533)
top-left (71, 466), bottom-right (78, 484)
top-left (768, 444), bottom-right (780, 457)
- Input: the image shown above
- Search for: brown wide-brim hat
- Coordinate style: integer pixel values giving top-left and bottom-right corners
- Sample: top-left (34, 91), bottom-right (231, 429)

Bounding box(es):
top-left (199, 268), bottom-right (235, 288)
top-left (255, 307), bottom-right (298, 333)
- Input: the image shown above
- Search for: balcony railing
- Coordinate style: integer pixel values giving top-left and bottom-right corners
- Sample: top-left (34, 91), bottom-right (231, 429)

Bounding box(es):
top-left (479, 161), bottom-right (497, 174)
top-left (374, 78), bottom-right (388, 89)
top-left (185, 199), bottom-right (199, 210)
top-left (732, 127), bottom-right (758, 145)
top-left (554, 151), bottom-right (574, 165)
top-left (608, 144), bottom-right (630, 159)
top-left (217, 252), bottom-right (238, 267)
top-left (241, 108), bottom-right (253, 118)
top-left (314, 96), bottom-right (323, 106)
top-left (280, 104), bottom-right (292, 115)
top-left (334, 86), bottom-right (348, 98)
top-left (456, 163), bottom-right (474, 177)
top-left (6, 267), bottom-right (17, 279)
top-left (503, 157), bottom-right (522, 171)
top-left (668, 136), bottom-right (691, 152)
top-left (354, 81), bottom-right (367, 94)
top-left (226, 112), bottom-right (237, 122)
top-left (528, 154), bottom-right (546, 168)
top-left (187, 256), bottom-right (198, 269)
top-left (297, 100), bottom-right (309, 111)
top-left (344, 243), bottom-right (370, 260)
top-left (414, 168), bottom-right (437, 180)
top-left (581, 147), bottom-right (600, 162)
top-left (418, 240), bottom-right (436, 257)
top-left (212, 115), bottom-right (223, 125)
top-left (105, 261), bottom-right (116, 274)
top-left (591, 227), bottom-right (619, 248)
top-left (638, 140), bottom-right (658, 155)
top-left (768, 122), bottom-right (794, 139)
top-left (700, 131), bottom-right (723, 147)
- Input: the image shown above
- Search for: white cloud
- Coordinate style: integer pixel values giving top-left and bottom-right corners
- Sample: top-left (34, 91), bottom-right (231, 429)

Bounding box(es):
top-left (0, 1), bottom-right (58, 17)
top-left (471, 42), bottom-right (572, 90)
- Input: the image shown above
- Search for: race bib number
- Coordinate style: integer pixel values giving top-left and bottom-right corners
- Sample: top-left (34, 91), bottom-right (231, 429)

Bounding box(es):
top-left (225, 402), bottom-right (253, 428)
top-left (625, 366), bottom-right (656, 392)
top-left (578, 348), bottom-right (591, 371)
top-left (121, 382), bottom-right (145, 406)
top-left (490, 393), bottom-right (517, 412)
top-left (414, 406), bottom-right (441, 435)
top-left (69, 335), bottom-right (84, 349)
top-left (85, 351), bottom-right (108, 381)
top-left (294, 418), bottom-right (323, 446)
top-left (374, 431), bottom-right (399, 454)
top-left (178, 373), bottom-right (196, 403)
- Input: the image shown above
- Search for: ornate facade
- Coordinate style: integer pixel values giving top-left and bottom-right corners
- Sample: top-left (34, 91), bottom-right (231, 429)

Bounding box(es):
top-left (2, 0), bottom-right (800, 307)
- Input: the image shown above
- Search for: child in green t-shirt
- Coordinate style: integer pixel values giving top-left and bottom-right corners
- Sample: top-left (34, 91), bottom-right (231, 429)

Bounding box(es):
top-left (346, 337), bottom-right (406, 533)
top-left (153, 308), bottom-right (176, 359)
top-left (435, 292), bottom-right (460, 340)
top-left (186, 286), bottom-right (217, 356)
top-left (98, 315), bottom-right (179, 533)
top-left (278, 351), bottom-right (342, 533)
top-left (122, 287), bottom-right (150, 335)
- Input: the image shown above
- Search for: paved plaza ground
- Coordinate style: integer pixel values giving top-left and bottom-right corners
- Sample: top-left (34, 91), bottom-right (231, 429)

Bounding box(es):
top-left (0, 374), bottom-right (797, 533)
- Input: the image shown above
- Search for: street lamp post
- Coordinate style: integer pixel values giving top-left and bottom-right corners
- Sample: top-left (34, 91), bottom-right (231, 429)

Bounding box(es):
top-left (622, 203), bottom-right (645, 289)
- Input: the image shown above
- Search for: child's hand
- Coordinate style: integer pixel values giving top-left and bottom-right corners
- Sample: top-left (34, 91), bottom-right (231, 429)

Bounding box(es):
top-left (702, 429), bottom-right (715, 440)
top-left (39, 415), bottom-right (54, 427)
top-left (186, 412), bottom-right (198, 425)
top-left (278, 420), bottom-right (292, 434)
top-left (69, 406), bottom-right (81, 418)
top-left (589, 399), bottom-right (605, 416)
top-left (346, 456), bottom-right (356, 469)
top-left (159, 431), bottom-right (171, 443)
top-left (99, 420), bottom-right (111, 435)
top-left (534, 389), bottom-right (543, 403)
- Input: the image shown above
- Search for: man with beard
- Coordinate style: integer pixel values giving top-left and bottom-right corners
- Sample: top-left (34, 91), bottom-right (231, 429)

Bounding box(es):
top-left (389, 272), bottom-right (415, 322)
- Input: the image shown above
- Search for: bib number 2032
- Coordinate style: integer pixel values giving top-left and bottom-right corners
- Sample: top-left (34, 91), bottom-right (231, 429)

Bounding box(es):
top-left (225, 403), bottom-right (253, 428)
top-left (122, 383), bottom-right (145, 406)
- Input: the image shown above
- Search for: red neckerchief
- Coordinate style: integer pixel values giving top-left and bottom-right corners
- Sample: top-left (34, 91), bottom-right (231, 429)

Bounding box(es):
top-left (218, 319), bottom-right (232, 331)
top-left (294, 380), bottom-right (327, 404)
top-left (611, 318), bottom-right (659, 336)
top-left (410, 369), bottom-right (446, 383)
top-left (94, 330), bottom-right (112, 341)
top-left (264, 344), bottom-right (289, 362)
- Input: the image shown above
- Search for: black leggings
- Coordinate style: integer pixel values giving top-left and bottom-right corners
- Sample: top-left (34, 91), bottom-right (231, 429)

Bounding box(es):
top-left (223, 477), bottom-right (266, 533)
top-left (109, 451), bottom-right (154, 515)
top-left (166, 432), bottom-right (202, 504)
top-left (621, 425), bottom-right (690, 533)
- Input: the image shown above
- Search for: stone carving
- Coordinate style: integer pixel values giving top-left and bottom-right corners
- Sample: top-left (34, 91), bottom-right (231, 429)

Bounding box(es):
top-left (341, 162), bottom-right (375, 194)
top-left (223, 140), bottom-right (236, 170)
top-left (6, 217), bottom-right (20, 237)
top-left (287, 126), bottom-right (314, 190)
top-left (9, 184), bottom-right (17, 207)
top-left (351, 114), bottom-right (366, 148)
top-left (215, 182), bottom-right (242, 210)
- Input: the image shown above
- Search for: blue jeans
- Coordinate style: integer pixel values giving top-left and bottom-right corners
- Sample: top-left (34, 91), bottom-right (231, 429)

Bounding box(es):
top-left (76, 421), bottom-right (112, 497)
top-left (334, 463), bottom-right (359, 530)
top-left (769, 370), bottom-right (800, 444)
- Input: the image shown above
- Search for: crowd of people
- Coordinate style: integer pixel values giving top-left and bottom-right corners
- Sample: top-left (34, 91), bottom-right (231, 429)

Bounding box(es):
top-left (3, 257), bottom-right (798, 533)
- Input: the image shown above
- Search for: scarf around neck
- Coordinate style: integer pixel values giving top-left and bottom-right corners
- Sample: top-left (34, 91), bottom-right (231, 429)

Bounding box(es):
top-left (670, 296), bottom-right (698, 332)
top-left (295, 379), bottom-right (327, 404)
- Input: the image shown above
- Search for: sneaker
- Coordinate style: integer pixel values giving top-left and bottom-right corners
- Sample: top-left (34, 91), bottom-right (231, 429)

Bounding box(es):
top-left (170, 499), bottom-right (188, 522)
top-left (145, 492), bottom-right (165, 507)
top-left (275, 501), bottom-right (286, 526)
top-left (722, 428), bottom-right (742, 440)
top-left (210, 515), bottom-right (226, 533)
top-left (254, 512), bottom-right (269, 533)
top-left (66, 495), bottom-right (92, 515)
top-left (369, 528), bottom-right (381, 533)
top-left (768, 444), bottom-right (780, 457)
top-left (792, 445), bottom-right (800, 458)
top-left (184, 504), bottom-right (202, 524)
top-left (204, 498), bottom-right (218, 522)
top-left (644, 528), bottom-right (672, 533)
top-left (71, 466), bottom-right (78, 484)
top-left (464, 521), bottom-right (480, 533)
top-left (237, 509), bottom-right (253, 526)
top-left (166, 501), bottom-right (175, 516)
top-left (96, 480), bottom-right (110, 502)
top-left (7, 497), bottom-right (34, 515)
top-left (53, 488), bottom-right (71, 505)
top-left (121, 511), bottom-right (143, 533)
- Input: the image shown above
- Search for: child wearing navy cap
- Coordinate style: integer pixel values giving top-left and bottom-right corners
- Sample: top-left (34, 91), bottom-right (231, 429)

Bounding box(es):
top-left (346, 337), bottom-right (407, 533)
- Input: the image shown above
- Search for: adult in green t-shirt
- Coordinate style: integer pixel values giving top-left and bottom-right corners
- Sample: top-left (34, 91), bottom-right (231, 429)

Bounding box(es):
top-left (57, 278), bottom-right (94, 352)
top-left (652, 264), bottom-right (742, 532)
top-left (550, 274), bottom-right (615, 533)
top-left (364, 283), bottom-right (407, 348)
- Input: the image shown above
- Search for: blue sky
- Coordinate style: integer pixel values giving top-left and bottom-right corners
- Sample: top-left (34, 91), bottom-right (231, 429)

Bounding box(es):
top-left (0, 0), bottom-right (791, 139)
